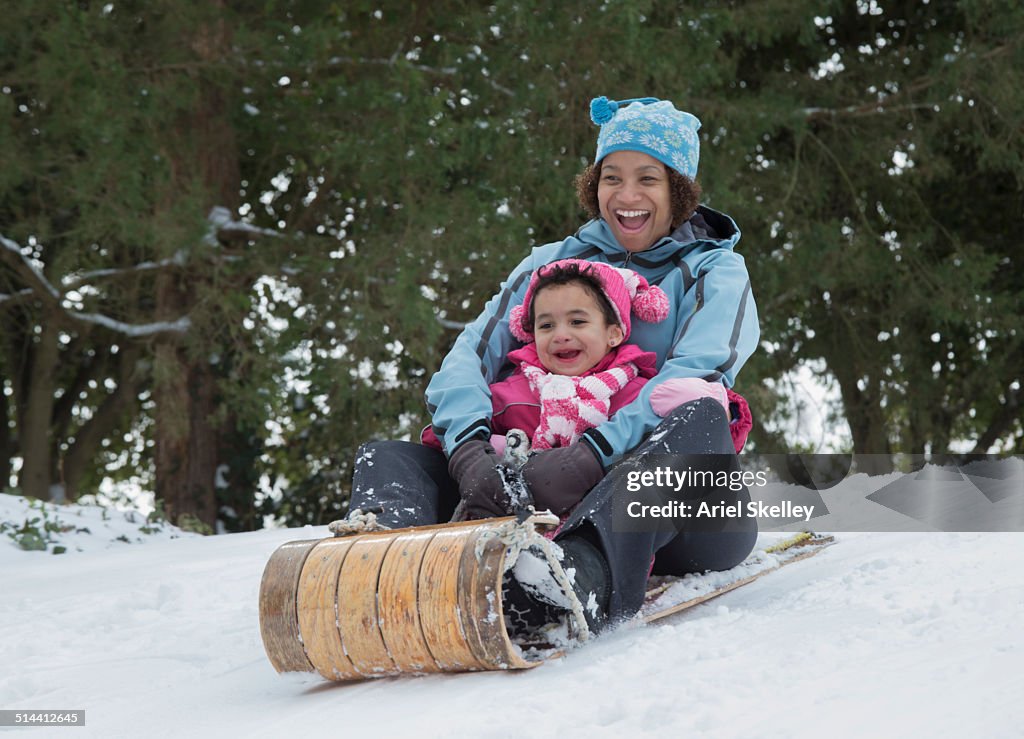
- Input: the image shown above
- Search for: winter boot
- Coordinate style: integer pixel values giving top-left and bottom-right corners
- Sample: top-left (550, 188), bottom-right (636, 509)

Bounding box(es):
top-left (501, 535), bottom-right (611, 640)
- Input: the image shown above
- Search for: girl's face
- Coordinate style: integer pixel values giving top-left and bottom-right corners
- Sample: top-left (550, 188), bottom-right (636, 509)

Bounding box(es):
top-left (598, 150), bottom-right (674, 253)
top-left (532, 282), bottom-right (624, 376)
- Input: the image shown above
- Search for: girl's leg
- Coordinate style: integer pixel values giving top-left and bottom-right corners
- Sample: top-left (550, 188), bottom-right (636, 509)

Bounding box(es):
top-left (349, 440), bottom-right (460, 528)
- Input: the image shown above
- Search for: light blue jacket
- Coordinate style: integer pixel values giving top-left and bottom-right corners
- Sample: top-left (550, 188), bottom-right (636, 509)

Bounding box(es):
top-left (425, 207), bottom-right (759, 467)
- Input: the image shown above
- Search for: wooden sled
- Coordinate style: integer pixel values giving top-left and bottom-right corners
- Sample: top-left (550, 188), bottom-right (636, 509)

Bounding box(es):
top-left (258, 514), bottom-right (560, 681)
top-left (260, 522), bottom-right (835, 682)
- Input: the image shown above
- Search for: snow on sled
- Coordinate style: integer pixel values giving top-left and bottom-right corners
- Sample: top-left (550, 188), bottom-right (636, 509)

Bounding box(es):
top-left (259, 512), bottom-right (835, 682)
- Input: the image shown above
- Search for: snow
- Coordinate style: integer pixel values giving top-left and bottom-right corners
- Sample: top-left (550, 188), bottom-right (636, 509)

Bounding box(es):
top-left (3, 480), bottom-right (1023, 738)
top-left (512, 547), bottom-right (574, 610)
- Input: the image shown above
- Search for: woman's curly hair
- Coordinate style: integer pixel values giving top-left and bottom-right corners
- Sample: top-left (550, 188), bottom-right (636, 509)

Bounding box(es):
top-left (574, 161), bottom-right (702, 230)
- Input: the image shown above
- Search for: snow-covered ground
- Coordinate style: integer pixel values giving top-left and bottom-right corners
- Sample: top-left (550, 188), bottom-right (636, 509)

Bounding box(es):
top-left (2, 484), bottom-right (1022, 738)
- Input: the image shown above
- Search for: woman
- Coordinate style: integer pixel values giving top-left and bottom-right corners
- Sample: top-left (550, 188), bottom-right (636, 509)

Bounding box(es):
top-left (348, 96), bottom-right (759, 631)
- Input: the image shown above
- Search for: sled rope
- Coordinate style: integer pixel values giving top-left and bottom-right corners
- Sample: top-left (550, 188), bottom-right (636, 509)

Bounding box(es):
top-left (328, 508), bottom-right (390, 537)
top-left (476, 513), bottom-right (592, 643)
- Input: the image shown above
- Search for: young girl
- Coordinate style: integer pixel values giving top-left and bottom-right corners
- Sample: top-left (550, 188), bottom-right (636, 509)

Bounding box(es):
top-left (422, 258), bottom-right (670, 520)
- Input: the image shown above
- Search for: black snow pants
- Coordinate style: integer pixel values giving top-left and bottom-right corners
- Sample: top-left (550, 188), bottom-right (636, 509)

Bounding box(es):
top-left (348, 397), bottom-right (757, 622)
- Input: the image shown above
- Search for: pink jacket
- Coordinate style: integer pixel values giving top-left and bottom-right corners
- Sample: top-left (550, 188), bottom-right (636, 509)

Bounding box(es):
top-left (421, 343), bottom-right (657, 451)
top-left (421, 347), bottom-right (754, 454)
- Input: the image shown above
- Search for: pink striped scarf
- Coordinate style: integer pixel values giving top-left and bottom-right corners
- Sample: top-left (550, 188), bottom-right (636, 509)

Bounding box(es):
top-left (521, 362), bottom-right (639, 450)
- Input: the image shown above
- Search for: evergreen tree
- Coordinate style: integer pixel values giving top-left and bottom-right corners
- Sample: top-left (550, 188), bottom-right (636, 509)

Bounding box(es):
top-left (2, 1), bottom-right (1019, 530)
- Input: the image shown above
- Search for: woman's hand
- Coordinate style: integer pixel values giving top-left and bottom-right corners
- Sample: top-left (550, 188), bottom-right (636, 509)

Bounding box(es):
top-left (447, 439), bottom-right (511, 520)
top-left (521, 443), bottom-right (604, 515)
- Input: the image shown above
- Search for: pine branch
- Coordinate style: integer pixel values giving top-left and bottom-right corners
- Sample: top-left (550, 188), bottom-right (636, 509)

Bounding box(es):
top-left (327, 56), bottom-right (515, 97)
top-left (802, 44), bottom-right (1013, 123)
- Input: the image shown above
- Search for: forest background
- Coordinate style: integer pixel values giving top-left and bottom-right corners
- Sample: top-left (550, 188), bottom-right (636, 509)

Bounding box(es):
top-left (2, 0), bottom-right (1021, 531)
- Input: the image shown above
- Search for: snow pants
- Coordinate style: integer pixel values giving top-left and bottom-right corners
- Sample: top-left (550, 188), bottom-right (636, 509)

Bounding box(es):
top-left (349, 397), bottom-right (757, 622)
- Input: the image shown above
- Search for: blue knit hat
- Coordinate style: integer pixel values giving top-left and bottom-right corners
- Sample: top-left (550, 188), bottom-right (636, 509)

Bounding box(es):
top-left (590, 96), bottom-right (702, 179)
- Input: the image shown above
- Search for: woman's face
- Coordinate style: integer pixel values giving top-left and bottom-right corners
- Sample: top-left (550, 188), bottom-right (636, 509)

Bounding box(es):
top-left (532, 282), bottom-right (624, 376)
top-left (598, 150), bottom-right (674, 253)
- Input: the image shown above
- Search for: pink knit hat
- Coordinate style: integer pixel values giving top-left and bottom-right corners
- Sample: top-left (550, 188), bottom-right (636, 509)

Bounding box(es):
top-left (509, 259), bottom-right (670, 343)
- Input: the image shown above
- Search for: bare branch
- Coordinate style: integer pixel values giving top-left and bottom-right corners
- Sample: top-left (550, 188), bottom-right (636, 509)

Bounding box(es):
top-left (799, 44), bottom-right (1016, 123)
top-left (328, 55), bottom-right (457, 75)
top-left (437, 316), bottom-right (467, 331)
top-left (969, 381), bottom-right (1022, 454)
top-left (803, 101), bottom-right (941, 120)
top-left (1, 232), bottom-right (191, 338)
top-left (206, 206), bottom-right (282, 245)
top-left (0, 288), bottom-right (35, 305)
top-left (62, 252), bottom-right (187, 290)
top-left (67, 311), bottom-right (191, 337)
top-left (0, 233), bottom-right (61, 302)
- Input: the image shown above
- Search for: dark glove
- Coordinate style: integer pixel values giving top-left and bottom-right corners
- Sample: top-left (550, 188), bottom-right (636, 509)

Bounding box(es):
top-left (520, 443), bottom-right (604, 516)
top-left (447, 439), bottom-right (511, 521)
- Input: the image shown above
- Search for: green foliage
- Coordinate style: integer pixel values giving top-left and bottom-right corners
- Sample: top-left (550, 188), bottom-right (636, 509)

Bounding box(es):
top-left (2, 1), bottom-right (1020, 530)
top-left (0, 499), bottom-right (87, 553)
top-left (175, 513), bottom-right (214, 536)
top-left (713, 0), bottom-right (1024, 456)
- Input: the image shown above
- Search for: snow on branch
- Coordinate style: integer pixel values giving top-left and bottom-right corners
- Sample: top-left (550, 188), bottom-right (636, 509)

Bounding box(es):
top-left (437, 317), bottom-right (467, 331)
top-left (329, 55), bottom-right (457, 76)
top-left (67, 311), bottom-right (191, 337)
top-left (1, 233), bottom-right (61, 300)
top-left (803, 101), bottom-right (941, 120)
top-left (62, 251), bottom-right (188, 290)
top-left (0, 287), bottom-right (35, 305)
top-left (206, 206), bottom-right (281, 245)
top-left (1, 232), bottom-right (191, 338)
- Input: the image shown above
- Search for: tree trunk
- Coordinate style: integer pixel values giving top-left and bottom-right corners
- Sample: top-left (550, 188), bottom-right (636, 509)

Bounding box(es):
top-left (971, 385), bottom-right (1021, 454)
top-left (62, 348), bottom-right (145, 500)
top-left (823, 325), bottom-right (893, 475)
top-left (19, 318), bottom-right (61, 500)
top-left (153, 284), bottom-right (221, 529)
top-left (0, 379), bottom-right (12, 489)
top-left (152, 6), bottom-right (239, 530)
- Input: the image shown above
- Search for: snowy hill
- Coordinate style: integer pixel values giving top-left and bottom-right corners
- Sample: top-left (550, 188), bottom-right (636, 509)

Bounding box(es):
top-left (2, 490), bottom-right (1022, 738)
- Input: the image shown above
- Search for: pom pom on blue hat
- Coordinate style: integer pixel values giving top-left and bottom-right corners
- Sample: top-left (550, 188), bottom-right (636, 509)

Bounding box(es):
top-left (590, 96), bottom-right (702, 179)
top-left (589, 96), bottom-right (619, 125)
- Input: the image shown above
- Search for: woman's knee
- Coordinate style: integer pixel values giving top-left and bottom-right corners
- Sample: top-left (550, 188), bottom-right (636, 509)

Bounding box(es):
top-left (649, 397), bottom-right (733, 455)
top-left (357, 439), bottom-right (406, 460)
top-left (652, 526), bottom-right (757, 576)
